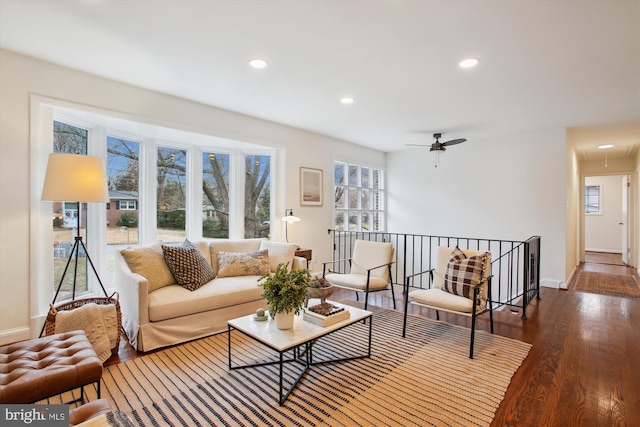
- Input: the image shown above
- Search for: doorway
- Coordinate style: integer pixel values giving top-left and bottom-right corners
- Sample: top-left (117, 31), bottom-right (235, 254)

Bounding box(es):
top-left (583, 174), bottom-right (630, 265)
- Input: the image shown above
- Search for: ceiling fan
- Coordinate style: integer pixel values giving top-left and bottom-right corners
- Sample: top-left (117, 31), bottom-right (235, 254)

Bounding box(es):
top-left (406, 133), bottom-right (467, 167)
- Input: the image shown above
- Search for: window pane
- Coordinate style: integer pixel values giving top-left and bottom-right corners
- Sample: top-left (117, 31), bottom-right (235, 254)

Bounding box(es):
top-left (585, 185), bottom-right (600, 213)
top-left (244, 154), bottom-right (271, 239)
top-left (203, 152), bottom-right (230, 239)
top-left (348, 164), bottom-right (359, 186)
top-left (373, 168), bottom-right (383, 189)
top-left (334, 185), bottom-right (346, 208)
top-left (157, 147), bottom-right (187, 243)
top-left (348, 212), bottom-right (359, 231)
top-left (52, 122), bottom-right (88, 298)
top-left (349, 188), bottom-right (359, 209)
top-left (334, 161), bottom-right (345, 185)
top-left (334, 211), bottom-right (345, 230)
top-left (361, 189), bottom-right (370, 209)
top-left (361, 212), bottom-right (371, 231)
top-left (107, 137), bottom-right (139, 246)
top-left (361, 167), bottom-right (370, 188)
top-left (373, 212), bottom-right (384, 231)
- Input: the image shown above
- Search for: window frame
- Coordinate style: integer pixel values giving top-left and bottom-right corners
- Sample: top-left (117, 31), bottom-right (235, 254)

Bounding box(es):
top-left (333, 160), bottom-right (385, 232)
top-left (585, 184), bottom-right (602, 215)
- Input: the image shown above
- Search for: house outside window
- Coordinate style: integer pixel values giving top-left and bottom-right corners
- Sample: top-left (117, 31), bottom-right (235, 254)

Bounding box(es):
top-left (585, 185), bottom-right (601, 214)
top-left (333, 161), bottom-right (385, 231)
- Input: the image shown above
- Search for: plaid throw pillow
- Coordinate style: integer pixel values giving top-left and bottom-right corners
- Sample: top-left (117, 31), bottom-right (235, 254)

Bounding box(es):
top-left (443, 246), bottom-right (487, 300)
top-left (162, 240), bottom-right (216, 291)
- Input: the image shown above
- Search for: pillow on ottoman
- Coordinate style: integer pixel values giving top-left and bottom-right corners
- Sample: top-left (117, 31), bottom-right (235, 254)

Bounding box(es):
top-left (443, 246), bottom-right (487, 299)
top-left (162, 240), bottom-right (216, 291)
top-left (217, 250), bottom-right (271, 278)
top-left (120, 242), bottom-right (175, 293)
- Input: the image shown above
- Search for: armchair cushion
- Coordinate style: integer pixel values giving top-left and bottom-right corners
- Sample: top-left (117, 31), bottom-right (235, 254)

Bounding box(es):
top-left (442, 246), bottom-right (487, 299)
top-left (324, 272), bottom-right (389, 291)
top-left (162, 240), bottom-right (216, 291)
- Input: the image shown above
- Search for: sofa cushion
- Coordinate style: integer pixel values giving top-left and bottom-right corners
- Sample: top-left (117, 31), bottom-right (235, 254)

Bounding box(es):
top-left (120, 242), bottom-right (175, 293)
top-left (208, 238), bottom-right (264, 273)
top-left (443, 246), bottom-right (487, 299)
top-left (259, 240), bottom-right (298, 272)
top-left (216, 250), bottom-right (271, 278)
top-left (162, 240), bottom-right (216, 291)
top-left (148, 276), bottom-right (264, 322)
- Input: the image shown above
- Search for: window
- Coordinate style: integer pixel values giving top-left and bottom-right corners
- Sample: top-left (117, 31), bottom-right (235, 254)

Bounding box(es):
top-left (244, 154), bottom-right (271, 239)
top-left (333, 161), bottom-right (385, 231)
top-left (585, 185), bottom-right (601, 214)
top-left (117, 201), bottom-right (137, 210)
top-left (202, 152), bottom-right (230, 238)
top-left (157, 147), bottom-right (187, 243)
top-left (40, 106), bottom-right (276, 302)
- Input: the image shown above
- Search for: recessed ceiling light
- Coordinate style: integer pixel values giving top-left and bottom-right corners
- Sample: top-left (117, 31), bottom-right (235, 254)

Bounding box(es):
top-left (340, 97), bottom-right (355, 104)
top-left (249, 58), bottom-right (268, 69)
top-left (597, 144), bottom-right (615, 149)
top-left (459, 58), bottom-right (479, 68)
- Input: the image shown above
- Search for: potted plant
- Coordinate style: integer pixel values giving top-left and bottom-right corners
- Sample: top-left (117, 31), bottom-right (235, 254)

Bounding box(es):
top-left (259, 263), bottom-right (310, 329)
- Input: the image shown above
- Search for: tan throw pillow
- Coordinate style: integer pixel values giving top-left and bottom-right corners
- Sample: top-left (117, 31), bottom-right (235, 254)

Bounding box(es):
top-left (120, 242), bottom-right (175, 293)
top-left (162, 240), bottom-right (216, 291)
top-left (443, 246), bottom-right (487, 300)
top-left (259, 240), bottom-right (298, 272)
top-left (217, 250), bottom-right (271, 278)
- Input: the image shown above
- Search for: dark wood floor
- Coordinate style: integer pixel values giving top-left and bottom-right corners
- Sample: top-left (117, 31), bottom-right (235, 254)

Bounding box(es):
top-left (109, 252), bottom-right (640, 426)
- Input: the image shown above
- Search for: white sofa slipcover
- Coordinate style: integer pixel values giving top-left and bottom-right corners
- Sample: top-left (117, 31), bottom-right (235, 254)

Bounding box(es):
top-left (115, 238), bottom-right (304, 351)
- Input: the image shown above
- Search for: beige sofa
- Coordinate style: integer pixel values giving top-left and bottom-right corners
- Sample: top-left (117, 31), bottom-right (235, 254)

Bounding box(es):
top-left (115, 238), bottom-right (303, 352)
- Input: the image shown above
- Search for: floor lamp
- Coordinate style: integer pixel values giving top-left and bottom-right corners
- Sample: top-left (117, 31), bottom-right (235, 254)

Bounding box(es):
top-left (41, 153), bottom-right (111, 310)
top-left (282, 208), bottom-right (300, 244)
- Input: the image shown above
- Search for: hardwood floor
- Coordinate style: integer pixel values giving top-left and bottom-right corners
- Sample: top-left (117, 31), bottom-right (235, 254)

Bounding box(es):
top-left (109, 256), bottom-right (640, 426)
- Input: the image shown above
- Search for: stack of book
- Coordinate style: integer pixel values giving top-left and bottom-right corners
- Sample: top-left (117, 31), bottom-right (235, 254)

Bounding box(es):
top-left (303, 303), bottom-right (350, 326)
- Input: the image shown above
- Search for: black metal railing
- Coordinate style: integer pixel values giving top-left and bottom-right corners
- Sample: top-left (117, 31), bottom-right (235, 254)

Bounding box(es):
top-left (327, 230), bottom-right (541, 319)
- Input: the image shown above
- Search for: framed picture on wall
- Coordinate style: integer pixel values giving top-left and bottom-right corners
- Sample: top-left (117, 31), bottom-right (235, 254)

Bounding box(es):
top-left (300, 167), bottom-right (323, 206)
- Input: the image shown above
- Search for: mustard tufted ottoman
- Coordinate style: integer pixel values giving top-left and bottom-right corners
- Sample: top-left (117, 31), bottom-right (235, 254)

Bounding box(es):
top-left (0, 330), bottom-right (103, 404)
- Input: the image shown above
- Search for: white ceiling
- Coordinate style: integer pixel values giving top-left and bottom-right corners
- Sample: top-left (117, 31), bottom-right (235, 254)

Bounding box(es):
top-left (1, 0), bottom-right (638, 160)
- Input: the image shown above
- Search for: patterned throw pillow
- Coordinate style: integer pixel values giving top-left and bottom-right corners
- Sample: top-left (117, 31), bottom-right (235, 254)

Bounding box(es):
top-left (443, 246), bottom-right (487, 300)
top-left (162, 240), bottom-right (216, 291)
top-left (216, 250), bottom-right (271, 278)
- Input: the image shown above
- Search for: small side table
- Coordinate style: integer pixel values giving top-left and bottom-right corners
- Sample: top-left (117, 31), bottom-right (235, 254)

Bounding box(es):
top-left (294, 248), bottom-right (312, 265)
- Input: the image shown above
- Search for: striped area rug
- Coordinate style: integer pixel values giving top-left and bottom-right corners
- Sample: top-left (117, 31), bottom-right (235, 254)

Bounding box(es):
top-left (56, 308), bottom-right (531, 426)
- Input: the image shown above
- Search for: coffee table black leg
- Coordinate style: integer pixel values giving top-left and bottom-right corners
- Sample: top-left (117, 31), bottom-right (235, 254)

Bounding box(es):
top-left (278, 351), bottom-right (284, 405)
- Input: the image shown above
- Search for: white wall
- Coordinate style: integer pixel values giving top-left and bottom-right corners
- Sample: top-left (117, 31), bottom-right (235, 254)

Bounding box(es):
top-left (584, 175), bottom-right (623, 253)
top-left (386, 129), bottom-right (568, 287)
top-left (0, 49), bottom-right (385, 343)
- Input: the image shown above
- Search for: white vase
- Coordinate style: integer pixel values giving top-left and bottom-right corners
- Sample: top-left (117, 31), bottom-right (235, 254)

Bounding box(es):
top-left (275, 311), bottom-right (295, 330)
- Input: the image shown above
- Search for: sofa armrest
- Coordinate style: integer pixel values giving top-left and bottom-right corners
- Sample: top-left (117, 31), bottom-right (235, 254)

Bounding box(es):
top-left (114, 250), bottom-right (149, 350)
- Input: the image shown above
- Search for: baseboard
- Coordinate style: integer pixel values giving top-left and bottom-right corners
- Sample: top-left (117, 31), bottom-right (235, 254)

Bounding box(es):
top-left (541, 278), bottom-right (565, 289)
top-left (585, 248), bottom-right (622, 254)
top-left (0, 326), bottom-right (31, 346)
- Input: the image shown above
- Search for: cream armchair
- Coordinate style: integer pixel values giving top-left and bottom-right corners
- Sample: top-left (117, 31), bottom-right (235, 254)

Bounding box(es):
top-left (322, 239), bottom-right (396, 310)
top-left (402, 246), bottom-right (494, 359)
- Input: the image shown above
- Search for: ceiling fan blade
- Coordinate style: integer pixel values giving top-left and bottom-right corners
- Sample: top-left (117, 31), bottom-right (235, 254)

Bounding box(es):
top-left (405, 144), bottom-right (431, 147)
top-left (442, 138), bottom-right (466, 146)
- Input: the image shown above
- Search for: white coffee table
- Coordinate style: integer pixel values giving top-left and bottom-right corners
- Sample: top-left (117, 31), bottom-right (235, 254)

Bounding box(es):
top-left (227, 301), bottom-right (373, 405)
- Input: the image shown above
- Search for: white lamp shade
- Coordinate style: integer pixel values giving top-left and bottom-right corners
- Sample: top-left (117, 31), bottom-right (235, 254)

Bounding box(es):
top-left (282, 215), bottom-right (301, 224)
top-left (41, 153), bottom-right (110, 203)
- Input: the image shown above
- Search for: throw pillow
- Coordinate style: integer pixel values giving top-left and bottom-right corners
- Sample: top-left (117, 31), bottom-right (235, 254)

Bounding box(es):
top-left (120, 242), bottom-right (175, 293)
top-left (216, 250), bottom-right (271, 278)
top-left (259, 240), bottom-right (298, 272)
top-left (162, 240), bottom-right (216, 291)
top-left (443, 246), bottom-right (487, 299)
